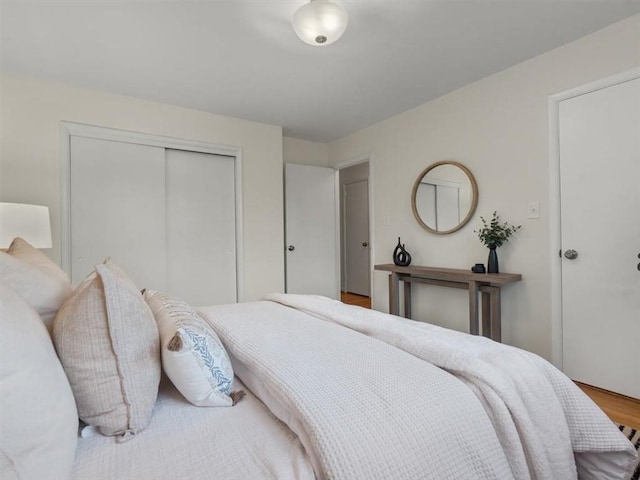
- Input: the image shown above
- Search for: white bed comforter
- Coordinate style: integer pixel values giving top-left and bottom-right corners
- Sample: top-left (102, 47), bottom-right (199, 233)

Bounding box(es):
top-left (264, 293), bottom-right (638, 480)
top-left (201, 301), bottom-right (517, 480)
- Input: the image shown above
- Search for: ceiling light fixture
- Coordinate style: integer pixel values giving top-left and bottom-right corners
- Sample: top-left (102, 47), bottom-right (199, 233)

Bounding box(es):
top-left (292, 0), bottom-right (349, 47)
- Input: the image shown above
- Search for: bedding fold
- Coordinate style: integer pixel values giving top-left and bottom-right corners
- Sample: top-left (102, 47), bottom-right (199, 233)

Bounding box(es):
top-left (199, 301), bottom-right (515, 480)
top-left (264, 293), bottom-right (637, 480)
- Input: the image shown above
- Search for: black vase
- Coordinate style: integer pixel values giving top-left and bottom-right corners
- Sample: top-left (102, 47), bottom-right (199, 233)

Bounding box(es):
top-left (393, 237), bottom-right (412, 267)
top-left (487, 245), bottom-right (499, 273)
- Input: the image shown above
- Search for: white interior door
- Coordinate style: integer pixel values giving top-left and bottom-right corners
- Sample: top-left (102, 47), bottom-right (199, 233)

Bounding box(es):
top-left (70, 136), bottom-right (167, 289)
top-left (345, 180), bottom-right (370, 296)
top-left (285, 163), bottom-right (338, 299)
top-left (559, 77), bottom-right (640, 398)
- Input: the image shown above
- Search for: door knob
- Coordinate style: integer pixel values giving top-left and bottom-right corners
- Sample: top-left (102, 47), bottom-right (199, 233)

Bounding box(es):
top-left (564, 249), bottom-right (578, 260)
top-left (362, 242), bottom-right (368, 247)
top-left (288, 245), bottom-right (295, 252)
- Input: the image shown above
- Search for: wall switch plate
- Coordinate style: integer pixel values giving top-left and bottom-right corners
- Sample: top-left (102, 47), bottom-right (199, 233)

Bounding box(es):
top-left (528, 201), bottom-right (540, 219)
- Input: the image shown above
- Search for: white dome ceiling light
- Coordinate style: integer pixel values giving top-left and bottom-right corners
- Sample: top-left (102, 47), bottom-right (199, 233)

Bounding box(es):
top-left (292, 0), bottom-right (349, 46)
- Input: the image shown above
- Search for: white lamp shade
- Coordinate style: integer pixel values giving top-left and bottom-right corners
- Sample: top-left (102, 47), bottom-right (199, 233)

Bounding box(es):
top-left (293, 0), bottom-right (349, 46)
top-left (0, 203), bottom-right (53, 248)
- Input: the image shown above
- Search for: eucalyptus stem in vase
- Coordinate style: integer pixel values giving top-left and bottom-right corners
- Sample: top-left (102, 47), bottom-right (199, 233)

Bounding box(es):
top-left (475, 211), bottom-right (521, 273)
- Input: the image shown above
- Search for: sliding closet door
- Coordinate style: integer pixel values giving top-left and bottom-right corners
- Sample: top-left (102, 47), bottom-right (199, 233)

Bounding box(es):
top-left (70, 136), bottom-right (167, 289)
top-left (69, 132), bottom-right (238, 306)
top-left (165, 149), bottom-right (236, 305)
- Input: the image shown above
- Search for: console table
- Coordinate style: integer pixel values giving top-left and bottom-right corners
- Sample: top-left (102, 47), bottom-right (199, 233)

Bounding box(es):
top-left (374, 264), bottom-right (522, 342)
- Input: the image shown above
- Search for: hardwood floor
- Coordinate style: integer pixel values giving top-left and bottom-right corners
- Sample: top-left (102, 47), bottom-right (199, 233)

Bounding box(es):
top-left (340, 292), bottom-right (371, 309)
top-left (340, 292), bottom-right (640, 429)
top-left (577, 382), bottom-right (640, 429)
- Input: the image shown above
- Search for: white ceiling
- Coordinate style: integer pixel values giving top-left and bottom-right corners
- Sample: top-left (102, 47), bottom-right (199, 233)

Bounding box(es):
top-left (1, 1), bottom-right (638, 142)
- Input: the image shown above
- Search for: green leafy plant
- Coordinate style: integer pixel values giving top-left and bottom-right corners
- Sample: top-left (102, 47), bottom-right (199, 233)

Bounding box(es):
top-left (475, 211), bottom-right (521, 248)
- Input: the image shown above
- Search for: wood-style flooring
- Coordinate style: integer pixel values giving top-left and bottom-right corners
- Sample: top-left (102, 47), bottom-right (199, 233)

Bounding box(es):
top-left (577, 382), bottom-right (640, 429)
top-left (339, 291), bottom-right (640, 429)
top-left (341, 291), bottom-right (371, 309)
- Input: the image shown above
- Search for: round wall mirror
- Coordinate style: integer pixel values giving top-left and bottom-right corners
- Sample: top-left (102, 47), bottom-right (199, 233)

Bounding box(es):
top-left (411, 161), bottom-right (478, 235)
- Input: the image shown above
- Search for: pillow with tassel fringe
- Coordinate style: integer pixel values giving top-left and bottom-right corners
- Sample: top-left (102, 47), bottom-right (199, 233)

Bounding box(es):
top-left (143, 290), bottom-right (243, 407)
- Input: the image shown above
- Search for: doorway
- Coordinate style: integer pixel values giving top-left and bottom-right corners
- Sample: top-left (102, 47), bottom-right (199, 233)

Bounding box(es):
top-left (338, 160), bottom-right (371, 305)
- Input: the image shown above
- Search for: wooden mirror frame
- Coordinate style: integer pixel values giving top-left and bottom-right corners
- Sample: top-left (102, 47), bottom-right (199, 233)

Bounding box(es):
top-left (411, 160), bottom-right (479, 235)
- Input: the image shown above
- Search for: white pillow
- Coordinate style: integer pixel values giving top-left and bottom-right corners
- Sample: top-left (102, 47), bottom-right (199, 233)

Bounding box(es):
top-left (0, 281), bottom-right (78, 480)
top-left (143, 290), bottom-right (241, 407)
top-left (0, 237), bottom-right (72, 330)
top-left (53, 259), bottom-right (160, 440)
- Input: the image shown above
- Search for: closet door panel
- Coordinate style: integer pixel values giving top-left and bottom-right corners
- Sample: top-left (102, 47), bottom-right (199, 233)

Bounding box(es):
top-left (70, 136), bottom-right (167, 289)
top-left (166, 149), bottom-right (236, 305)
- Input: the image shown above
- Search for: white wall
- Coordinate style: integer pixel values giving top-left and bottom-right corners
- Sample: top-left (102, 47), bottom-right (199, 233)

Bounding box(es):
top-left (328, 15), bottom-right (640, 360)
top-left (283, 136), bottom-right (329, 167)
top-left (0, 74), bottom-right (285, 301)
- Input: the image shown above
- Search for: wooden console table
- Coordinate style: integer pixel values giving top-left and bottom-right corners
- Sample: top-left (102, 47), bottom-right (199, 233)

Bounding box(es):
top-left (374, 264), bottom-right (522, 342)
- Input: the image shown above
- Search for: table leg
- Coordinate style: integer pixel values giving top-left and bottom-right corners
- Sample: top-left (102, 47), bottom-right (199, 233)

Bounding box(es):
top-left (389, 273), bottom-right (400, 316)
top-left (481, 291), bottom-right (491, 338)
top-left (490, 287), bottom-right (501, 342)
top-left (468, 280), bottom-right (479, 335)
top-left (403, 280), bottom-right (412, 319)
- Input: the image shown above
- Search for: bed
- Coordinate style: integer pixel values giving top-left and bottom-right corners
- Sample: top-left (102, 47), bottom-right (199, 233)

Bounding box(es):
top-left (1, 239), bottom-right (637, 480)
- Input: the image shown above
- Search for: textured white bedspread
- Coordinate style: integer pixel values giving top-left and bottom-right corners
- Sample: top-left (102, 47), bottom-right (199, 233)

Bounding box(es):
top-left (72, 377), bottom-right (314, 480)
top-left (265, 293), bottom-right (638, 480)
top-left (199, 301), bottom-right (515, 480)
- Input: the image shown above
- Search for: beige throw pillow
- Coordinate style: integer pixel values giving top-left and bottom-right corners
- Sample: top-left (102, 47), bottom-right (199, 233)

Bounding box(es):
top-left (53, 259), bottom-right (160, 441)
top-left (0, 237), bottom-right (72, 330)
top-left (0, 281), bottom-right (78, 480)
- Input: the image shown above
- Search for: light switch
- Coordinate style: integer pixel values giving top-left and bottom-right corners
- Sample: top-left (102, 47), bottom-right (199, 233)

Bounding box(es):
top-left (528, 201), bottom-right (540, 219)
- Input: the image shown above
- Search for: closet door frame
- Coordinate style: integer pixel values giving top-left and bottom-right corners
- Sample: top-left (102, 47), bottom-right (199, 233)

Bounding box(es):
top-left (547, 67), bottom-right (640, 369)
top-left (60, 121), bottom-right (244, 301)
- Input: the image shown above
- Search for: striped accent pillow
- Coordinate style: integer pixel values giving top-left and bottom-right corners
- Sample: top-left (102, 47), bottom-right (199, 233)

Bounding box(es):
top-left (618, 424), bottom-right (639, 480)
